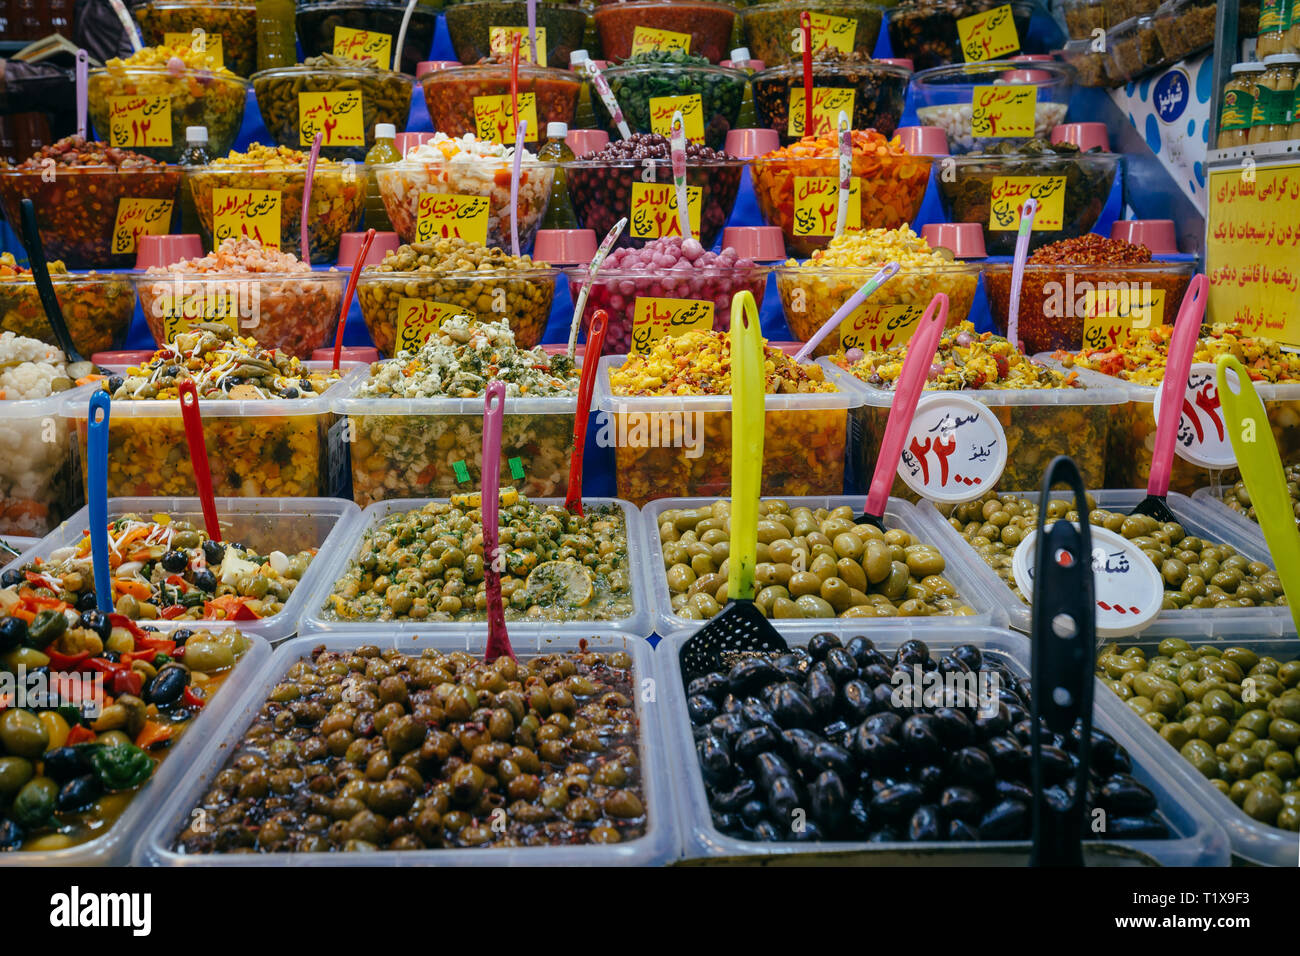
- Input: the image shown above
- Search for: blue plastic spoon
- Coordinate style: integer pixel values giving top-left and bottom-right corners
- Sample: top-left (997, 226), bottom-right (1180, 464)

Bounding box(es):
top-left (87, 389), bottom-right (113, 614)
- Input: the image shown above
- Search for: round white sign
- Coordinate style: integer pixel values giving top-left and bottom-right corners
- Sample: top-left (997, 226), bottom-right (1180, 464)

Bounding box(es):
top-left (1150, 361), bottom-right (1239, 470)
top-left (897, 392), bottom-right (1008, 504)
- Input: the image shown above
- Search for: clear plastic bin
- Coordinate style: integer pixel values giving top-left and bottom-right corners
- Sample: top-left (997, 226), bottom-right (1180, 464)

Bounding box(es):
top-left (62, 364), bottom-right (366, 499)
top-left (0, 627), bottom-right (270, 867)
top-left (131, 630), bottom-right (676, 866)
top-left (1093, 631), bottom-right (1300, 866)
top-left (331, 365), bottom-right (580, 505)
top-left (299, 496), bottom-right (655, 639)
top-left (643, 494), bottom-right (1005, 638)
top-left (2, 495), bottom-right (362, 643)
top-left (914, 488), bottom-right (1297, 638)
top-left (0, 382), bottom-right (98, 538)
top-left (657, 626), bottom-right (1231, 864)
top-left (1189, 484), bottom-right (1277, 553)
top-left (1106, 15), bottom-right (1166, 86)
top-left (595, 354), bottom-right (859, 506)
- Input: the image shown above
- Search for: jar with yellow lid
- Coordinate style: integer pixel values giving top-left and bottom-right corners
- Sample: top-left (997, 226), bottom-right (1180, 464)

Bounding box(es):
top-left (1249, 54), bottom-right (1299, 144)
top-left (1219, 61), bottom-right (1265, 148)
top-left (1258, 0), bottom-right (1293, 56)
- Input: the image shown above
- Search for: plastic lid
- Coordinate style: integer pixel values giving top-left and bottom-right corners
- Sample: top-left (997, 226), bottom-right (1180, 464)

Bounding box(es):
top-left (374, 122), bottom-right (396, 139)
top-left (1263, 53), bottom-right (1300, 66)
top-left (1231, 61), bottom-right (1266, 73)
top-left (547, 121), bottom-right (569, 138)
top-left (730, 47), bottom-right (751, 62)
top-left (570, 49), bottom-right (589, 64)
top-left (185, 126), bottom-right (208, 142)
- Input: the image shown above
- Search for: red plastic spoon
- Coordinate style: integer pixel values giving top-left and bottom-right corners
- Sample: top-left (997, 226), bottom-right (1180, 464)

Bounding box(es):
top-left (800, 11), bottom-right (814, 136)
top-left (481, 380), bottom-right (515, 662)
top-left (178, 379), bottom-right (222, 542)
top-left (333, 227), bottom-right (376, 369)
top-left (563, 309), bottom-right (608, 516)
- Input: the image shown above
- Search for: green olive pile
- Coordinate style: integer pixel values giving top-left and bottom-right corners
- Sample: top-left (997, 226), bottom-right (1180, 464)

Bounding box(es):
top-left (1223, 463), bottom-right (1300, 527)
top-left (940, 493), bottom-right (1286, 610)
top-left (659, 500), bottom-right (975, 620)
top-left (1098, 640), bottom-right (1300, 831)
top-left (174, 644), bottom-right (646, 853)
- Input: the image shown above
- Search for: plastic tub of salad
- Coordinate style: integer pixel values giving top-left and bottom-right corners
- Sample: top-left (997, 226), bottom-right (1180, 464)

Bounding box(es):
top-left (752, 53), bottom-right (911, 145)
top-left (912, 60), bottom-right (1074, 154)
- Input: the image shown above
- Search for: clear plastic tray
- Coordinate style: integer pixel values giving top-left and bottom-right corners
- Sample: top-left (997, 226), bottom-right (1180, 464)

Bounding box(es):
top-left (2, 495), bottom-right (362, 643)
top-left (131, 630), bottom-right (676, 866)
top-left (642, 495), bottom-right (1006, 639)
top-left (657, 625), bottom-right (1231, 864)
top-left (0, 628), bottom-right (270, 867)
top-left (1093, 630), bottom-right (1300, 866)
top-left (913, 488), bottom-right (1297, 638)
top-left (330, 360), bottom-right (581, 505)
top-left (299, 496), bottom-right (655, 639)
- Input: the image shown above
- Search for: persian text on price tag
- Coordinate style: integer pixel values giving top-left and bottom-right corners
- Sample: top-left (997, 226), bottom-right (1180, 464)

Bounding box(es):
top-left (415, 193), bottom-right (490, 245)
top-left (808, 12), bottom-right (857, 53)
top-left (160, 290), bottom-right (240, 344)
top-left (629, 181), bottom-right (702, 240)
top-left (299, 91), bottom-right (364, 147)
top-left (164, 32), bottom-right (224, 67)
top-left (1080, 286), bottom-right (1166, 349)
top-left (111, 198), bottom-right (172, 255)
top-left (109, 95), bottom-right (172, 148)
top-left (630, 26), bottom-right (691, 55)
top-left (211, 187), bottom-right (282, 248)
top-left (897, 393), bottom-right (1007, 503)
top-left (631, 297), bottom-right (714, 353)
top-left (838, 302), bottom-right (925, 352)
top-left (970, 85), bottom-right (1036, 137)
top-left (332, 26), bottom-right (393, 64)
top-left (787, 87), bottom-right (855, 138)
top-left (474, 93), bottom-right (539, 144)
top-left (395, 299), bottom-right (468, 352)
top-left (1151, 361), bottom-right (1238, 469)
top-left (989, 175), bottom-right (1065, 231)
top-left (649, 94), bottom-right (705, 141)
top-left (956, 4), bottom-right (1020, 62)
top-left (793, 176), bottom-right (861, 237)
top-left (489, 26), bottom-right (547, 65)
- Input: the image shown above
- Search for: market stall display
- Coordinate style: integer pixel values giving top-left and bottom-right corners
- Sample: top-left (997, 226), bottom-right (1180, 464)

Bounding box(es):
top-left (591, 52), bottom-right (748, 151)
top-left (418, 62), bottom-right (581, 144)
top-left (0, 254), bottom-right (137, 358)
top-left (740, 1), bottom-right (885, 68)
top-left (592, 0), bottom-right (738, 65)
top-left (135, 0), bottom-right (259, 77)
top-left (295, 0), bottom-right (442, 76)
top-left (442, 0), bottom-right (590, 68)
top-left (751, 54), bottom-right (911, 145)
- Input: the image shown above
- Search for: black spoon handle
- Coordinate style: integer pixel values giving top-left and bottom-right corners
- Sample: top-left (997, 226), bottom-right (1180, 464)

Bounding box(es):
top-left (19, 198), bottom-right (84, 364)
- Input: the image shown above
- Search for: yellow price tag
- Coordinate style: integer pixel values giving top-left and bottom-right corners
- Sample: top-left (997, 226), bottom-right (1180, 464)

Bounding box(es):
top-left (630, 26), bottom-right (691, 55)
top-left (988, 176), bottom-right (1065, 231)
top-left (1081, 287), bottom-right (1166, 349)
top-left (474, 93), bottom-right (539, 144)
top-left (108, 95), bottom-right (172, 148)
top-left (415, 193), bottom-right (490, 245)
top-left (111, 198), bottom-right (172, 255)
top-left (395, 299), bottom-right (468, 352)
top-left (838, 303), bottom-right (927, 352)
top-left (631, 297), bottom-right (715, 353)
top-left (489, 26), bottom-right (548, 65)
top-left (332, 26), bottom-right (393, 64)
top-left (649, 94), bottom-right (705, 142)
top-left (164, 31), bottom-right (223, 67)
top-left (629, 181), bottom-right (702, 240)
top-left (787, 88), bottom-right (855, 138)
top-left (971, 85), bottom-right (1037, 138)
top-left (298, 91), bottom-right (365, 147)
top-left (212, 187), bottom-right (282, 249)
top-left (957, 3), bottom-right (1020, 62)
top-left (159, 288), bottom-right (240, 344)
top-left (808, 12), bottom-right (857, 53)
top-left (793, 176), bottom-right (861, 237)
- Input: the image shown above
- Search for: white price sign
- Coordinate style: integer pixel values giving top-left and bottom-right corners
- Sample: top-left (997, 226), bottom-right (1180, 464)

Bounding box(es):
top-left (1150, 361), bottom-right (1238, 470)
top-left (1012, 523), bottom-right (1164, 637)
top-left (897, 393), bottom-right (1007, 503)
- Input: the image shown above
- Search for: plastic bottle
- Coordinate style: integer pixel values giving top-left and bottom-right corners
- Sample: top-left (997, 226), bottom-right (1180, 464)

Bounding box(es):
top-left (537, 121), bottom-right (578, 230)
top-left (730, 47), bottom-right (758, 130)
top-left (257, 0), bottom-right (298, 71)
top-left (365, 123), bottom-right (399, 231)
top-left (177, 126), bottom-right (211, 239)
top-left (570, 49), bottom-right (597, 131)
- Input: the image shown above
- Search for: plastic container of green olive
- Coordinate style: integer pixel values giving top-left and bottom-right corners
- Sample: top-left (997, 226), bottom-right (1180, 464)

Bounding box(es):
top-left (1092, 633), bottom-right (1300, 865)
top-left (131, 630), bottom-right (677, 866)
top-left (657, 625), bottom-right (1232, 864)
top-left (298, 496), bottom-right (655, 639)
top-left (913, 488), bottom-right (1297, 639)
top-left (1190, 484), bottom-right (1281, 554)
top-left (0, 626), bottom-right (270, 867)
top-left (644, 495), bottom-right (1005, 639)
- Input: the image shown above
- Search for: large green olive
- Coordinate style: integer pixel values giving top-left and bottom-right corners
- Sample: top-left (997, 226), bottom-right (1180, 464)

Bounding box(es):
top-left (0, 709), bottom-right (49, 759)
top-left (0, 755), bottom-right (34, 794)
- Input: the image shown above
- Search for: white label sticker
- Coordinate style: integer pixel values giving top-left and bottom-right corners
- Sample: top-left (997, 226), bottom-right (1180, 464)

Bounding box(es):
top-left (1012, 523), bottom-right (1164, 637)
top-left (897, 393), bottom-right (1008, 503)
top-left (1150, 361), bottom-right (1238, 470)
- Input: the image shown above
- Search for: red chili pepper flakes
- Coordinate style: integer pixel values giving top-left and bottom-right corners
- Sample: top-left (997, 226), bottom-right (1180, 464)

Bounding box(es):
top-left (1027, 235), bottom-right (1153, 265)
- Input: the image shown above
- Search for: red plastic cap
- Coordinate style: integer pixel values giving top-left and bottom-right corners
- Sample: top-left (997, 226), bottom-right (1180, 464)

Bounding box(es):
top-left (533, 229), bottom-right (599, 265)
top-left (895, 125), bottom-right (949, 156)
top-left (922, 223), bottom-right (987, 259)
top-left (135, 234), bottom-right (205, 270)
top-left (567, 129), bottom-right (610, 157)
top-left (394, 132), bottom-right (436, 156)
top-left (875, 57), bottom-right (914, 72)
top-left (311, 346), bottom-right (381, 364)
top-left (1051, 122), bottom-right (1110, 152)
top-left (338, 232), bottom-right (401, 268)
top-left (722, 226), bottom-right (786, 262)
top-left (91, 350), bottom-right (155, 368)
top-left (999, 68), bottom-right (1054, 83)
top-left (1110, 219), bottom-right (1178, 254)
top-left (725, 127), bottom-right (781, 159)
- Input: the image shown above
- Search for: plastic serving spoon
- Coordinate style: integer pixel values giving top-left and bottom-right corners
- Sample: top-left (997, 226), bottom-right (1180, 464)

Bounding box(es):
top-left (332, 227), bottom-right (376, 369)
top-left (856, 291), bottom-right (949, 529)
top-left (792, 261), bottom-right (899, 362)
top-left (301, 131), bottom-right (323, 266)
top-left (1005, 197), bottom-right (1037, 351)
top-left (87, 390), bottom-right (113, 614)
top-left (1128, 273), bottom-right (1208, 524)
top-left (563, 309), bottom-right (609, 516)
top-left (178, 380), bottom-right (222, 542)
top-left (1216, 354), bottom-right (1300, 634)
top-left (19, 198), bottom-right (99, 376)
top-left (679, 290), bottom-right (789, 683)
top-left (1028, 455), bottom-right (1096, 867)
top-left (481, 381), bottom-right (515, 662)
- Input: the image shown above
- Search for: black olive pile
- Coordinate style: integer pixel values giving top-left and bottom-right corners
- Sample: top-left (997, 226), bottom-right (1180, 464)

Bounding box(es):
top-left (687, 635), bottom-right (1171, 844)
